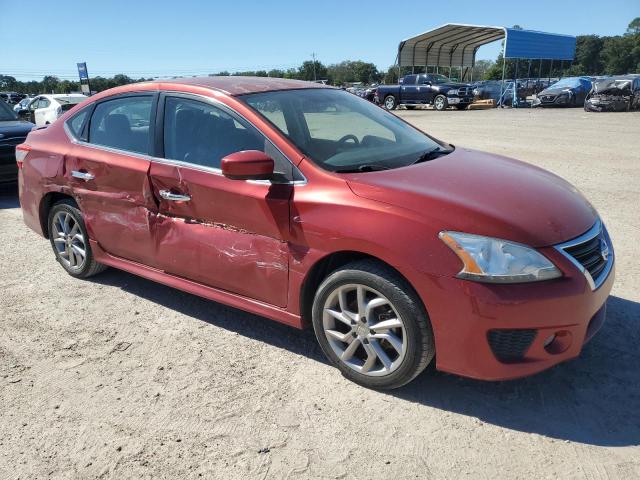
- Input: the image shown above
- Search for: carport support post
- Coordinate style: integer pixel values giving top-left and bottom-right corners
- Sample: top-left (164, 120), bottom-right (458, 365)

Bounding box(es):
top-left (499, 52), bottom-right (506, 107)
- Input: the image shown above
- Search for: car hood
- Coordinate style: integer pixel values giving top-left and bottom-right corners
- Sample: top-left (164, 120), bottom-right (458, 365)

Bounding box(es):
top-left (345, 148), bottom-right (597, 247)
top-left (0, 120), bottom-right (34, 138)
top-left (539, 87), bottom-right (575, 96)
top-left (434, 82), bottom-right (469, 90)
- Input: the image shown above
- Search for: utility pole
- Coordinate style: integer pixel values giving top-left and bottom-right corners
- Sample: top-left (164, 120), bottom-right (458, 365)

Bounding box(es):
top-left (311, 52), bottom-right (317, 81)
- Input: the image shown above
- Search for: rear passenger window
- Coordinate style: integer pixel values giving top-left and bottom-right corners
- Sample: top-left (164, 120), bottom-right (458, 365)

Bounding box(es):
top-left (88, 96), bottom-right (152, 154)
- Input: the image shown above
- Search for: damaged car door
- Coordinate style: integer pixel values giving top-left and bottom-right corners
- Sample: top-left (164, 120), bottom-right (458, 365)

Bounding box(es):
top-left (65, 94), bottom-right (159, 267)
top-left (148, 94), bottom-right (292, 307)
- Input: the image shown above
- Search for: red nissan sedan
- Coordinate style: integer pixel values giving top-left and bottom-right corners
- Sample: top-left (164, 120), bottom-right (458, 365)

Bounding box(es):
top-left (17, 77), bottom-right (614, 389)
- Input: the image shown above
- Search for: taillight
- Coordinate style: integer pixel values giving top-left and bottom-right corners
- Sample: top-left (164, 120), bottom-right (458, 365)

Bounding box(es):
top-left (15, 144), bottom-right (31, 169)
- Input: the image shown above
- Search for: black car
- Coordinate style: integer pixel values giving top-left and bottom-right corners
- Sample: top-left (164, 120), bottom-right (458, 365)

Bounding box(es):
top-left (584, 76), bottom-right (640, 112)
top-left (0, 100), bottom-right (34, 185)
top-left (532, 77), bottom-right (592, 107)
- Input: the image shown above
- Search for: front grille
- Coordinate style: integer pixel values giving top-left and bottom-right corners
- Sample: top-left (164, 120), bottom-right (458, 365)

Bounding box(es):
top-left (487, 329), bottom-right (537, 362)
top-left (563, 234), bottom-right (607, 280)
top-left (457, 87), bottom-right (472, 96)
top-left (559, 223), bottom-right (612, 290)
top-left (541, 95), bottom-right (556, 102)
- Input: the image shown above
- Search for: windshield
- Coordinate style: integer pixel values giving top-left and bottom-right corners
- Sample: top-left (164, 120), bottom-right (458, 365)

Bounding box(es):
top-left (0, 100), bottom-right (18, 121)
top-left (241, 88), bottom-right (446, 172)
top-left (549, 78), bottom-right (583, 89)
top-left (430, 74), bottom-right (451, 84)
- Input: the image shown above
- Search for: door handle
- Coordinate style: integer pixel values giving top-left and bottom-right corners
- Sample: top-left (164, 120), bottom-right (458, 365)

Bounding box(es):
top-left (71, 170), bottom-right (94, 181)
top-left (159, 190), bottom-right (191, 202)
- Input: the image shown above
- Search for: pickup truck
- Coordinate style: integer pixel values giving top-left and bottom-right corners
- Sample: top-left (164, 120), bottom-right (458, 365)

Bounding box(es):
top-left (375, 73), bottom-right (474, 111)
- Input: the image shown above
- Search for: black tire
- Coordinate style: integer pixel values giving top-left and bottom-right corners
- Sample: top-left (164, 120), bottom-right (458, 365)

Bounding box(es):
top-left (311, 259), bottom-right (435, 390)
top-left (404, 105), bottom-right (416, 110)
top-left (47, 199), bottom-right (107, 278)
top-left (433, 95), bottom-right (448, 111)
top-left (383, 95), bottom-right (397, 110)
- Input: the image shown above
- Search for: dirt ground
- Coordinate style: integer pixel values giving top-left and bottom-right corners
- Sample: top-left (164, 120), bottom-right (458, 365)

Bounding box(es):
top-left (1, 108), bottom-right (639, 480)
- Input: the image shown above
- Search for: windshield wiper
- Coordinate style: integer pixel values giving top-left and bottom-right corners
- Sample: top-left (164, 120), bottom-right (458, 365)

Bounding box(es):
top-left (333, 164), bottom-right (391, 173)
top-left (411, 146), bottom-right (452, 165)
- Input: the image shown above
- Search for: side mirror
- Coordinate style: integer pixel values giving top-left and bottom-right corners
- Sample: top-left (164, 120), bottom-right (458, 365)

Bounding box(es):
top-left (221, 150), bottom-right (274, 181)
top-left (422, 81), bottom-right (432, 86)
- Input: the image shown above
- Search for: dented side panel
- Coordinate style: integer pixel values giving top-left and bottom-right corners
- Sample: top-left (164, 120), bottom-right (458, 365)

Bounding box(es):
top-left (148, 162), bottom-right (291, 307)
top-left (65, 144), bottom-right (159, 267)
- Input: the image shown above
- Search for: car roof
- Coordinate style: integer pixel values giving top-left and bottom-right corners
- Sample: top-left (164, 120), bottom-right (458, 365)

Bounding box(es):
top-left (147, 76), bottom-right (332, 96)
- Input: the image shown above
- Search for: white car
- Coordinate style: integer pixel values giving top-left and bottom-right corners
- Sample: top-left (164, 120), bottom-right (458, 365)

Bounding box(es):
top-left (27, 94), bottom-right (87, 126)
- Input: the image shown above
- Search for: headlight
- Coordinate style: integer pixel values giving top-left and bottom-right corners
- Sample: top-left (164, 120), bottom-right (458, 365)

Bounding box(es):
top-left (446, 90), bottom-right (459, 96)
top-left (439, 231), bottom-right (562, 283)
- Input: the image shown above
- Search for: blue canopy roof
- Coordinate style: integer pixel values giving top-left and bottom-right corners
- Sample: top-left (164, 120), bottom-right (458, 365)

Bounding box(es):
top-left (504, 28), bottom-right (576, 60)
top-left (398, 24), bottom-right (576, 68)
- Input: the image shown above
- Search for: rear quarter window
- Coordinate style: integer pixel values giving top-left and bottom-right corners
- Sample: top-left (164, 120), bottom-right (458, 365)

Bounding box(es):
top-left (66, 108), bottom-right (90, 140)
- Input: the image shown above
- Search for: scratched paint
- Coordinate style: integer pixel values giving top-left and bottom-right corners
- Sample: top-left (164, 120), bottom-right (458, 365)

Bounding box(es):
top-left (152, 213), bottom-right (289, 307)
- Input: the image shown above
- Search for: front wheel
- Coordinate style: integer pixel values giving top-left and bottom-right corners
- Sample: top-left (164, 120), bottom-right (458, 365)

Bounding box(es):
top-left (311, 260), bottom-right (435, 389)
top-left (433, 95), bottom-right (448, 111)
top-left (383, 95), bottom-right (397, 110)
top-left (48, 199), bottom-right (107, 278)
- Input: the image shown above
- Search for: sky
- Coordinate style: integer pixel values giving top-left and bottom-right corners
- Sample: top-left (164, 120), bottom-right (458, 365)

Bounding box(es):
top-left (1, 0), bottom-right (638, 81)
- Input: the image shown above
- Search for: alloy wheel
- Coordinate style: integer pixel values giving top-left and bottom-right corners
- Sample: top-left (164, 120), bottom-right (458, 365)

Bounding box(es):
top-left (322, 284), bottom-right (407, 376)
top-left (434, 96), bottom-right (445, 110)
top-left (384, 96), bottom-right (395, 109)
top-left (51, 211), bottom-right (86, 270)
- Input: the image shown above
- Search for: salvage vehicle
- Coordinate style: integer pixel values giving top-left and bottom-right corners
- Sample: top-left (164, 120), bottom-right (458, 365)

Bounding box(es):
top-left (584, 76), bottom-right (640, 112)
top-left (13, 96), bottom-right (34, 113)
top-left (375, 74), bottom-right (474, 111)
top-left (532, 77), bottom-right (592, 107)
top-left (18, 77), bottom-right (614, 389)
top-left (26, 94), bottom-right (87, 126)
top-left (0, 100), bottom-right (34, 184)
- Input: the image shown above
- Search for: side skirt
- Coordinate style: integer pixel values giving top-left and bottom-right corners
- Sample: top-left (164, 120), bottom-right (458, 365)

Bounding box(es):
top-left (90, 240), bottom-right (303, 329)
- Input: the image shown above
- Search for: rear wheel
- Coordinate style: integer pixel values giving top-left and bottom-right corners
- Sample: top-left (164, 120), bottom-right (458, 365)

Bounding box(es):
top-left (383, 95), bottom-right (397, 110)
top-left (311, 260), bottom-right (435, 389)
top-left (433, 95), bottom-right (448, 111)
top-left (48, 199), bottom-right (107, 278)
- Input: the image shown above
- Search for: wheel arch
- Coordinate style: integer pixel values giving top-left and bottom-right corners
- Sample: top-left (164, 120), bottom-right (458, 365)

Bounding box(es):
top-left (298, 250), bottom-right (427, 328)
top-left (39, 192), bottom-right (77, 239)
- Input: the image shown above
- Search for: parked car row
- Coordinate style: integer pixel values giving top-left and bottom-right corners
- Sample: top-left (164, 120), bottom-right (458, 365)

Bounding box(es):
top-left (13, 94), bottom-right (87, 126)
top-left (0, 92), bottom-right (28, 104)
top-left (0, 100), bottom-right (34, 185)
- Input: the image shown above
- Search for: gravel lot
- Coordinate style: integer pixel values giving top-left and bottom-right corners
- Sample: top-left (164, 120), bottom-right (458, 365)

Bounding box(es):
top-left (1, 108), bottom-right (639, 479)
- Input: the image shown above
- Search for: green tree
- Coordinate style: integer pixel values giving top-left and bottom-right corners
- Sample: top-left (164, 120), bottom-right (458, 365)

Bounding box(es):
top-left (574, 35), bottom-right (605, 75)
top-left (627, 17), bottom-right (640, 35)
top-left (297, 60), bottom-right (327, 81)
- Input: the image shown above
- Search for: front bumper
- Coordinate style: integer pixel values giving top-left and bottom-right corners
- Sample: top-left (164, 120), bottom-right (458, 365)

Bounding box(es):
top-left (533, 94), bottom-right (571, 107)
top-left (421, 243), bottom-right (615, 381)
top-left (447, 96), bottom-right (474, 105)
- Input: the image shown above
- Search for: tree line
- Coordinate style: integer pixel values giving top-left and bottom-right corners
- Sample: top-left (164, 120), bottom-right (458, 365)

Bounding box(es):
top-left (1, 18), bottom-right (638, 95)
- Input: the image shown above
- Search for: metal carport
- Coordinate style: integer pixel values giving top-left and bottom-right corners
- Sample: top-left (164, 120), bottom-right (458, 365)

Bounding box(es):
top-left (396, 23), bottom-right (576, 82)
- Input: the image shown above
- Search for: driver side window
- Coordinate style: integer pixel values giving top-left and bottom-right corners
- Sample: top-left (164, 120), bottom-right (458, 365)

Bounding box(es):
top-left (162, 96), bottom-right (300, 182)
